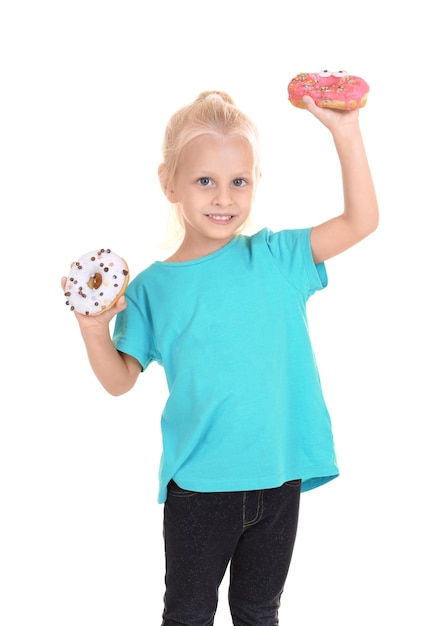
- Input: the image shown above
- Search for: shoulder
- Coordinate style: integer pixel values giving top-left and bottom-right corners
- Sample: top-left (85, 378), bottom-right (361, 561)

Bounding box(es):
top-left (247, 227), bottom-right (327, 292)
top-left (128, 261), bottom-right (163, 284)
top-left (247, 227), bottom-right (313, 256)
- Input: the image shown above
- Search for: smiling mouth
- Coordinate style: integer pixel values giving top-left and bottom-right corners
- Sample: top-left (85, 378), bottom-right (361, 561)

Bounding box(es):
top-left (206, 214), bottom-right (234, 222)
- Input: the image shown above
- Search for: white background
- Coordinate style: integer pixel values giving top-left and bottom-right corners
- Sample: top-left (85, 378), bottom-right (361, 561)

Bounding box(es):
top-left (1, 1), bottom-right (431, 624)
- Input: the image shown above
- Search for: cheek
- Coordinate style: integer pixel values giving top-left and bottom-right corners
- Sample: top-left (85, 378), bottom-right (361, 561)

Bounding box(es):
top-left (244, 188), bottom-right (256, 204)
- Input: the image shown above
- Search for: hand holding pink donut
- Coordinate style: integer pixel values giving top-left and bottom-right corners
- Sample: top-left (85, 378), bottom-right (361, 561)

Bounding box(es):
top-left (288, 70), bottom-right (369, 111)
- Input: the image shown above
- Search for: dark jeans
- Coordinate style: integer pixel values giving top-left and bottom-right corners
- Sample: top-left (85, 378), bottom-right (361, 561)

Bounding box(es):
top-left (161, 479), bottom-right (301, 626)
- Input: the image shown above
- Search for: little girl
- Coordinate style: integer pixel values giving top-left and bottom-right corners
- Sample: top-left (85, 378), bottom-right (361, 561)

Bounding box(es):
top-left (64, 89), bottom-right (378, 625)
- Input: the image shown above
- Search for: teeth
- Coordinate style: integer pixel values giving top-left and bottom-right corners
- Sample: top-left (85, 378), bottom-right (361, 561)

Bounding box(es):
top-left (208, 214), bottom-right (232, 221)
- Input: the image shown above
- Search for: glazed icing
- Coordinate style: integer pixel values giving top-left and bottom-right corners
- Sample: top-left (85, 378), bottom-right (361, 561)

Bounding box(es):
top-left (65, 248), bottom-right (129, 315)
top-left (288, 70), bottom-right (369, 110)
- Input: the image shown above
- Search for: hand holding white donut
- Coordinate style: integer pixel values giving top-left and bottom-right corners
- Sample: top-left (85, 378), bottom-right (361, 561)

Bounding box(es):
top-left (64, 248), bottom-right (129, 316)
top-left (61, 252), bottom-right (133, 394)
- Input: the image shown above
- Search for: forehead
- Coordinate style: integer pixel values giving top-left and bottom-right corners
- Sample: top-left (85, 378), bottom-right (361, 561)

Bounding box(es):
top-left (179, 133), bottom-right (255, 171)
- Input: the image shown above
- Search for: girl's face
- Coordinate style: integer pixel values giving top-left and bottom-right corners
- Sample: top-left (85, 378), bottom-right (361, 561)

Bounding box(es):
top-left (169, 133), bottom-right (257, 256)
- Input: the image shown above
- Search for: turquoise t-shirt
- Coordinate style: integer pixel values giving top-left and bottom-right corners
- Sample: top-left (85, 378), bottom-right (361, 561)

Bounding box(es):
top-left (113, 228), bottom-right (339, 503)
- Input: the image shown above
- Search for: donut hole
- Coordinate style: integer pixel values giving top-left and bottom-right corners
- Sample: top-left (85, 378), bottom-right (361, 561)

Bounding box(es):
top-left (87, 272), bottom-right (103, 289)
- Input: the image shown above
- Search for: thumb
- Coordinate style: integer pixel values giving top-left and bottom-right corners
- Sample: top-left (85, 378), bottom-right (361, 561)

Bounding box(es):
top-left (302, 95), bottom-right (318, 111)
top-left (115, 295), bottom-right (127, 312)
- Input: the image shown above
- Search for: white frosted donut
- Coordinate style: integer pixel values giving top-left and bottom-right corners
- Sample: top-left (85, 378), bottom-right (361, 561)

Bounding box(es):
top-left (64, 248), bottom-right (129, 316)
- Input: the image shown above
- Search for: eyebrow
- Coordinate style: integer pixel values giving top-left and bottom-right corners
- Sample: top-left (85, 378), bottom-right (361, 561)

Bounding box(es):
top-left (189, 169), bottom-right (254, 178)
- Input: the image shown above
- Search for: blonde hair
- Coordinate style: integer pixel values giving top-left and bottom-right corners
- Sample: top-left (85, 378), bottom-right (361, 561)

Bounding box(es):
top-left (158, 90), bottom-right (261, 247)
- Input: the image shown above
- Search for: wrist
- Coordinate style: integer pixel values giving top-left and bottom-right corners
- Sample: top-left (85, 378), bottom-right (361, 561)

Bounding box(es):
top-left (78, 320), bottom-right (112, 343)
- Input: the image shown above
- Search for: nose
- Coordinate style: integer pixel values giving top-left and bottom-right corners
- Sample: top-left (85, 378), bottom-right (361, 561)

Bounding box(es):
top-left (212, 185), bottom-right (233, 207)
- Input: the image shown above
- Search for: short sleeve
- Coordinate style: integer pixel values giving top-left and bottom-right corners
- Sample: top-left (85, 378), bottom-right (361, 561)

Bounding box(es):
top-left (262, 227), bottom-right (328, 296)
top-left (112, 275), bottom-right (159, 371)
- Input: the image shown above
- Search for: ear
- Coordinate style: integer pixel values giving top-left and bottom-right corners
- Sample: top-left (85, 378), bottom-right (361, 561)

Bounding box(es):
top-left (158, 164), bottom-right (178, 202)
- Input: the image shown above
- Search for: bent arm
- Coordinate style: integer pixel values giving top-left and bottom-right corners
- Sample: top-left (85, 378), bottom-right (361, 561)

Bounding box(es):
top-left (301, 97), bottom-right (379, 264)
top-left (80, 323), bottom-right (141, 396)
top-left (65, 289), bottom-right (142, 396)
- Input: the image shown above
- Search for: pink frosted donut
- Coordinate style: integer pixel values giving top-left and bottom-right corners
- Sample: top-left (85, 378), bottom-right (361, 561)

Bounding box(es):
top-left (288, 70), bottom-right (369, 111)
top-left (64, 248), bottom-right (129, 316)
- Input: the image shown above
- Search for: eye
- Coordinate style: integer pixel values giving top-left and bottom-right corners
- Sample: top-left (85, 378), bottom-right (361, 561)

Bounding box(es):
top-left (332, 70), bottom-right (348, 78)
top-left (197, 177), bottom-right (212, 186)
top-left (318, 70), bottom-right (332, 78)
top-left (233, 178), bottom-right (246, 187)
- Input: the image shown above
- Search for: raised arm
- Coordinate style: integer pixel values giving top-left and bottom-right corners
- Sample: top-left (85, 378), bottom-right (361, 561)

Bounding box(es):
top-left (300, 96), bottom-right (379, 264)
top-left (62, 279), bottom-right (141, 395)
